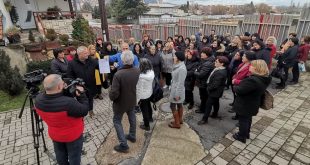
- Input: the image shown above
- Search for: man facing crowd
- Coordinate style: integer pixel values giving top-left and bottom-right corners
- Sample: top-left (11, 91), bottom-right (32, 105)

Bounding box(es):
top-left (109, 50), bottom-right (140, 153)
top-left (35, 74), bottom-right (89, 165)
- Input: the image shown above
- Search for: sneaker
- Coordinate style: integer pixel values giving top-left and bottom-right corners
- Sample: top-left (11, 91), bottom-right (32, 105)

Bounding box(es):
top-left (197, 120), bottom-right (208, 125)
top-left (125, 134), bottom-right (136, 143)
top-left (114, 145), bottom-right (129, 153)
top-left (139, 125), bottom-right (150, 131)
top-left (275, 85), bottom-right (285, 89)
top-left (232, 133), bottom-right (246, 143)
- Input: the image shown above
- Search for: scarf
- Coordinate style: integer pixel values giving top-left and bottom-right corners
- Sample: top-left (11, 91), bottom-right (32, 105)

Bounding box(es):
top-left (207, 66), bottom-right (225, 84)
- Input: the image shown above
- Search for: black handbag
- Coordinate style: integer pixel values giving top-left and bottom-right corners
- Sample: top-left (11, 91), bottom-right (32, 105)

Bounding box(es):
top-left (270, 67), bottom-right (284, 79)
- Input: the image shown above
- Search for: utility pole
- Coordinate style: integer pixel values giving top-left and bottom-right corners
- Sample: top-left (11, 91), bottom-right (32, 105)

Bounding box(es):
top-left (98, 0), bottom-right (110, 41)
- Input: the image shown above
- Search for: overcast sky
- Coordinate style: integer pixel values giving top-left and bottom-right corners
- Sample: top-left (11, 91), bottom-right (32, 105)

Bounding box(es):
top-left (163, 0), bottom-right (310, 6)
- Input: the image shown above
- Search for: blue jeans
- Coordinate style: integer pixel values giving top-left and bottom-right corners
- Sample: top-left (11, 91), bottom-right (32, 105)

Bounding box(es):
top-left (113, 110), bottom-right (136, 147)
top-left (53, 135), bottom-right (83, 165)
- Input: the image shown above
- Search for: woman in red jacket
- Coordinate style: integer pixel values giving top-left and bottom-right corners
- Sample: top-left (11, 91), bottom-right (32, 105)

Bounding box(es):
top-left (266, 36), bottom-right (277, 69)
top-left (230, 51), bottom-right (257, 119)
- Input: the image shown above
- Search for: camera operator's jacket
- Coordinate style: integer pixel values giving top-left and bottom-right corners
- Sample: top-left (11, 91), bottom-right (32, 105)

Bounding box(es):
top-left (35, 92), bottom-right (89, 142)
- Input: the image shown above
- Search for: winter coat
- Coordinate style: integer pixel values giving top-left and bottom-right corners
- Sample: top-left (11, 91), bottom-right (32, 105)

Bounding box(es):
top-left (281, 45), bottom-right (298, 67)
top-left (161, 50), bottom-right (174, 73)
top-left (212, 44), bottom-right (225, 57)
top-left (51, 58), bottom-right (68, 77)
top-left (144, 53), bottom-right (162, 78)
top-left (109, 65), bottom-right (140, 114)
top-left (194, 56), bottom-right (215, 88)
top-left (198, 42), bottom-right (210, 53)
top-left (253, 46), bottom-right (271, 67)
top-left (225, 45), bottom-right (239, 60)
top-left (169, 62), bottom-right (187, 103)
top-left (298, 44), bottom-right (310, 62)
top-left (136, 70), bottom-right (155, 103)
top-left (232, 63), bottom-right (251, 85)
top-left (67, 57), bottom-right (98, 97)
top-left (185, 56), bottom-right (199, 91)
top-left (207, 67), bottom-right (227, 98)
top-left (267, 44), bottom-right (277, 69)
top-left (233, 75), bottom-right (271, 117)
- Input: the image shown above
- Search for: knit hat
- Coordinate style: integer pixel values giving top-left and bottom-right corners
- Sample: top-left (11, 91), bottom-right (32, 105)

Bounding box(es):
top-left (175, 51), bottom-right (185, 61)
top-left (244, 51), bottom-right (257, 61)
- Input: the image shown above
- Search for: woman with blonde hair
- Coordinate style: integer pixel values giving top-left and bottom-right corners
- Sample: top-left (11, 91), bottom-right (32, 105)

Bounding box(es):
top-left (88, 44), bottom-right (106, 100)
top-left (266, 36), bottom-right (277, 69)
top-left (232, 60), bottom-right (271, 143)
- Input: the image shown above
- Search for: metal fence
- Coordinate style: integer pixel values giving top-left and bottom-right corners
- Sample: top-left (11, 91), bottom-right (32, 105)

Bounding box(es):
top-left (296, 7), bottom-right (310, 38)
top-left (91, 8), bottom-right (310, 45)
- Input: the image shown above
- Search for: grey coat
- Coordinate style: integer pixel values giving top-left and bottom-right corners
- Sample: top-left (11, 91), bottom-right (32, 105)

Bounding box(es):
top-left (109, 65), bottom-right (140, 114)
top-left (161, 50), bottom-right (174, 73)
top-left (169, 62), bottom-right (187, 103)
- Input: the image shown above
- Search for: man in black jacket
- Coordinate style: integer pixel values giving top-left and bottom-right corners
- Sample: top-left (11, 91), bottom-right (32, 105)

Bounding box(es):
top-left (276, 37), bottom-right (299, 89)
top-left (35, 74), bottom-right (89, 165)
top-left (194, 47), bottom-right (215, 113)
top-left (67, 46), bottom-right (98, 117)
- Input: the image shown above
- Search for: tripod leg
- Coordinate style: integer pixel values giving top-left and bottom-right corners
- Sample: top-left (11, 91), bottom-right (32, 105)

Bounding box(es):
top-left (29, 99), bottom-right (41, 165)
top-left (37, 114), bottom-right (48, 152)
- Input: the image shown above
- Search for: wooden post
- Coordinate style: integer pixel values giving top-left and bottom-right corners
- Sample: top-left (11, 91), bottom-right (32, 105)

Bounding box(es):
top-left (98, 0), bottom-right (110, 41)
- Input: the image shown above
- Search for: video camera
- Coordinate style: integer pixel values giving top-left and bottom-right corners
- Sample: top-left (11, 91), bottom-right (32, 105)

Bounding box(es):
top-left (63, 78), bottom-right (86, 97)
top-left (23, 70), bottom-right (46, 94)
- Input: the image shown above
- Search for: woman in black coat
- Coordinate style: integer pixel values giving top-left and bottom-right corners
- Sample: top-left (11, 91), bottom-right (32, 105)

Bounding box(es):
top-left (233, 60), bottom-right (271, 143)
top-left (198, 56), bottom-right (229, 125)
top-left (252, 39), bottom-right (271, 66)
top-left (184, 49), bottom-right (199, 109)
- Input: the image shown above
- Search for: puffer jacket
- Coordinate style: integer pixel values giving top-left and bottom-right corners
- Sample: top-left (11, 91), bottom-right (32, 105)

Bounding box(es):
top-left (194, 56), bottom-right (215, 88)
top-left (136, 70), bottom-right (155, 103)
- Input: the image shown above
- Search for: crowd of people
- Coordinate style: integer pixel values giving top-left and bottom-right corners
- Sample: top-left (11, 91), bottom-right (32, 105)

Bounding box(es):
top-left (36, 29), bottom-right (310, 164)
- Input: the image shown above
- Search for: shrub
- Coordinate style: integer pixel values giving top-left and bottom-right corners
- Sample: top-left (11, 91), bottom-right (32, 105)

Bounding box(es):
top-left (45, 29), bottom-right (57, 41)
top-left (27, 59), bottom-right (53, 74)
top-left (72, 16), bottom-right (95, 44)
top-left (28, 30), bottom-right (35, 42)
top-left (0, 50), bottom-right (24, 96)
top-left (59, 34), bottom-right (69, 46)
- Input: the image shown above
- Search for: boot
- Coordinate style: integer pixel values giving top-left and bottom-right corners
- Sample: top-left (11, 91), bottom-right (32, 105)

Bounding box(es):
top-left (179, 107), bottom-right (184, 124)
top-left (169, 111), bottom-right (181, 129)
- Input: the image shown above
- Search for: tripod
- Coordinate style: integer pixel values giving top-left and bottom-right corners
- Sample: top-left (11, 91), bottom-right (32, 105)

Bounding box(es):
top-left (19, 86), bottom-right (47, 165)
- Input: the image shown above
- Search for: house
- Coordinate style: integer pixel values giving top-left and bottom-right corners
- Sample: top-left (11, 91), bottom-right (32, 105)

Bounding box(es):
top-left (1, 0), bottom-right (73, 30)
top-left (139, 3), bottom-right (186, 24)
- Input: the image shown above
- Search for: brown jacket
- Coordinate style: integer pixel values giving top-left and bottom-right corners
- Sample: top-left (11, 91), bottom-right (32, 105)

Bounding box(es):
top-left (109, 65), bottom-right (140, 114)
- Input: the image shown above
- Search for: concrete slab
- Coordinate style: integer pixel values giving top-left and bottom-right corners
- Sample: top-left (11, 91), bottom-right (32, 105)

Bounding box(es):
top-left (142, 121), bottom-right (206, 165)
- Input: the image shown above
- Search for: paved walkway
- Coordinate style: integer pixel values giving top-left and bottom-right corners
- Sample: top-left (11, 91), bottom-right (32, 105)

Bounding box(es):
top-left (196, 72), bottom-right (310, 165)
top-left (0, 90), bottom-right (113, 165)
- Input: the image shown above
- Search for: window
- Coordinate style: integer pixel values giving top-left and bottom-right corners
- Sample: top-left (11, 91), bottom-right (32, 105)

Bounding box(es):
top-left (25, 0), bottom-right (30, 4)
top-left (26, 11), bottom-right (32, 22)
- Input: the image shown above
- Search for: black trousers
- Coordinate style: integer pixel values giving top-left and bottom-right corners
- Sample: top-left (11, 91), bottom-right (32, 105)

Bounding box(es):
top-left (185, 90), bottom-right (194, 105)
top-left (139, 98), bottom-right (152, 127)
top-left (202, 97), bottom-right (220, 121)
top-left (279, 66), bottom-right (289, 86)
top-left (198, 88), bottom-right (208, 112)
top-left (162, 72), bottom-right (172, 86)
top-left (96, 85), bottom-right (102, 95)
top-left (238, 115), bottom-right (252, 139)
top-left (292, 61), bottom-right (300, 82)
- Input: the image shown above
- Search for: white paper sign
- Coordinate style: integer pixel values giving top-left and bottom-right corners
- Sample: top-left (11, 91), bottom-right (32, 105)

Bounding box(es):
top-left (99, 59), bottom-right (111, 73)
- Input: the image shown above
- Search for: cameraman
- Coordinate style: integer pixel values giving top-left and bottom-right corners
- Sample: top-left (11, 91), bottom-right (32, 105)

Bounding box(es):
top-left (35, 74), bottom-right (89, 165)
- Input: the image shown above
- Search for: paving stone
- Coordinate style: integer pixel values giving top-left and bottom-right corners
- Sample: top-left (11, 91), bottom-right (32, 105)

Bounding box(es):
top-left (256, 152), bottom-right (272, 164)
top-left (246, 144), bottom-right (261, 154)
top-left (271, 136), bottom-right (286, 146)
top-left (219, 150), bottom-right (235, 162)
top-left (250, 158), bottom-right (267, 165)
top-left (272, 155), bottom-right (289, 165)
top-left (234, 155), bottom-right (251, 165)
top-left (196, 161), bottom-right (206, 165)
top-left (227, 160), bottom-right (241, 165)
top-left (251, 139), bottom-right (267, 148)
top-left (212, 156), bottom-right (228, 165)
top-left (294, 153), bottom-right (310, 164)
top-left (213, 143), bottom-right (226, 152)
top-left (261, 147), bottom-right (277, 157)
top-left (281, 144), bottom-right (298, 155)
top-left (240, 149), bottom-right (256, 160)
top-left (289, 159), bottom-right (306, 165)
top-left (219, 138), bottom-right (233, 148)
top-left (225, 145), bottom-right (242, 156)
top-left (277, 149), bottom-right (294, 161)
top-left (209, 148), bottom-right (220, 157)
top-left (231, 141), bottom-right (247, 150)
top-left (202, 154), bottom-right (213, 164)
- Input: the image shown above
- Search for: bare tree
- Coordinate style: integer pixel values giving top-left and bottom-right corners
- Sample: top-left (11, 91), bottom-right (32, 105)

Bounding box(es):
top-left (255, 3), bottom-right (272, 14)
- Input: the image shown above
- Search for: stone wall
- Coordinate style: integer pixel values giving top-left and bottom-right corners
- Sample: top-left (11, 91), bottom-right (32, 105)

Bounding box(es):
top-left (42, 19), bottom-right (73, 35)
